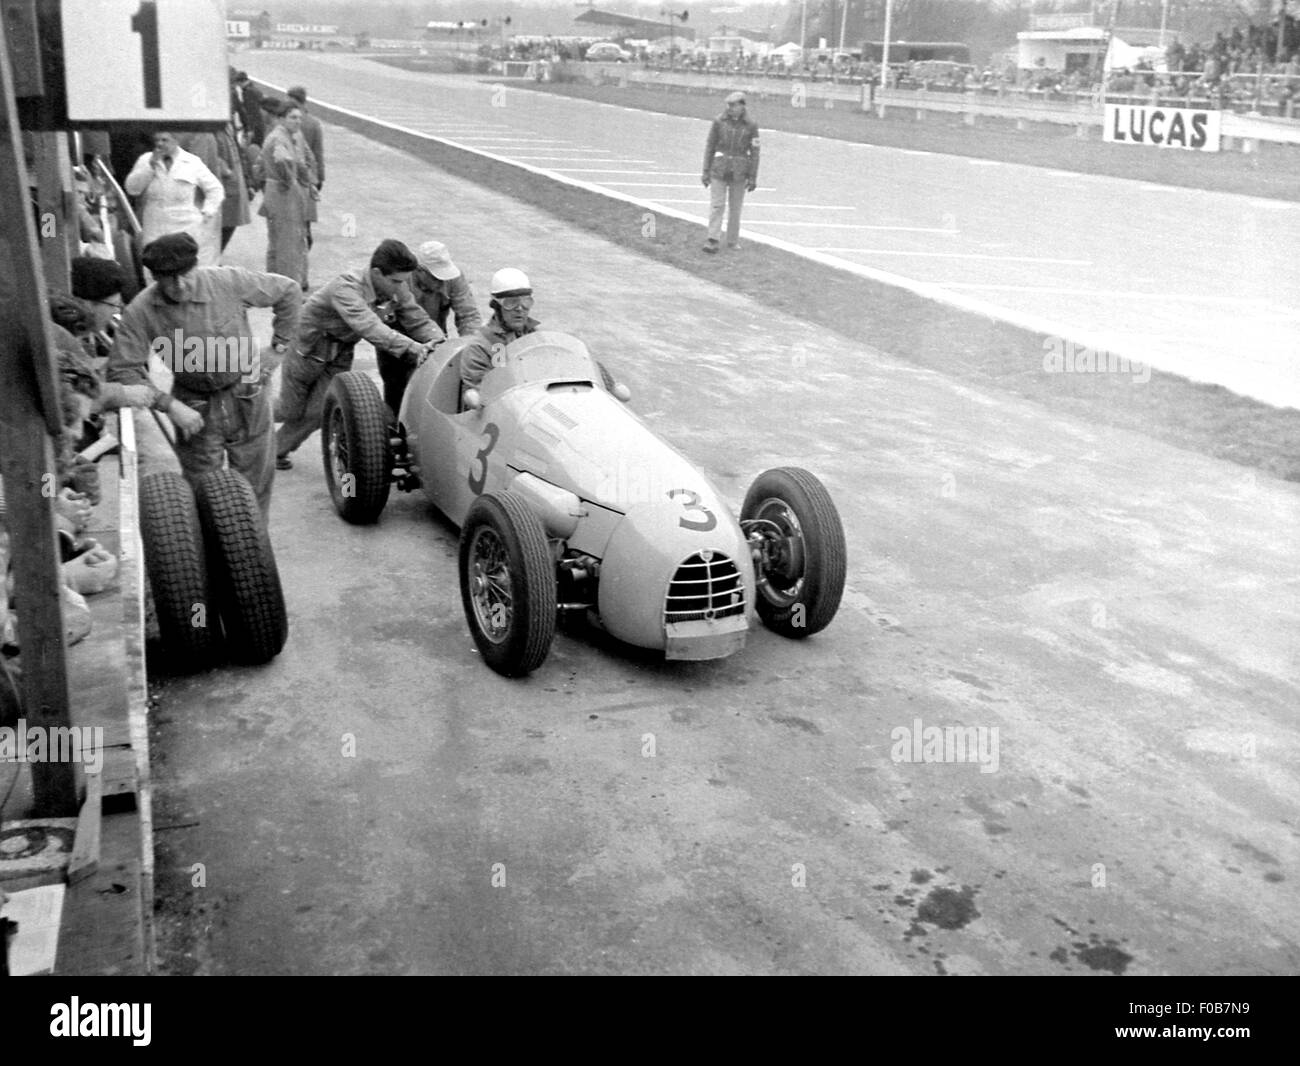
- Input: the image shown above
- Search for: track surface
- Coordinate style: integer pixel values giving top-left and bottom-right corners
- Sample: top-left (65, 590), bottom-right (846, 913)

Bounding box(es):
top-left (145, 115), bottom-right (1300, 975)
top-left (241, 52), bottom-right (1300, 409)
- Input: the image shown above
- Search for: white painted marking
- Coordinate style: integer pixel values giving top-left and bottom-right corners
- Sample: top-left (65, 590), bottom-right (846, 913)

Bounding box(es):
top-left (645, 201), bottom-right (856, 210)
top-left (746, 223), bottom-right (960, 232)
top-left (940, 284), bottom-right (1271, 303)
top-left (551, 169), bottom-right (701, 175)
top-left (816, 249), bottom-right (1091, 265)
top-left (967, 159), bottom-right (1002, 166)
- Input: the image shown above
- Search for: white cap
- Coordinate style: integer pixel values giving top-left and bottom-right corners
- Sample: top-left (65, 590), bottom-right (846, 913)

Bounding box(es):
top-left (417, 241), bottom-right (461, 281)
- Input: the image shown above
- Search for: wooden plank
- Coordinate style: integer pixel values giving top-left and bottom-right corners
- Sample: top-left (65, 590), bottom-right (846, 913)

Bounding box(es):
top-left (31, 130), bottom-right (72, 292)
top-left (67, 768), bottom-right (101, 884)
top-left (0, 6), bottom-right (75, 816)
top-left (53, 857), bottom-right (144, 975)
top-left (99, 746), bottom-right (136, 812)
top-left (116, 410), bottom-right (155, 972)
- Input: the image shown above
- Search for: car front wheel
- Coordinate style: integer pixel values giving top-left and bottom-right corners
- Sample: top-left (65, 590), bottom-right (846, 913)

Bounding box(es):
top-left (322, 371), bottom-right (392, 524)
top-left (741, 467), bottom-right (846, 638)
top-left (459, 490), bottom-right (556, 677)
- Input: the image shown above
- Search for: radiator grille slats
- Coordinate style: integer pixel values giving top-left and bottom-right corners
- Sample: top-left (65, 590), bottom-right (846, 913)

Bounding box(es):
top-left (664, 552), bottom-right (746, 624)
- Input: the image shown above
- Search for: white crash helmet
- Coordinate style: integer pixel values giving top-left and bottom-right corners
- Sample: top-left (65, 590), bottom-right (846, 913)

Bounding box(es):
top-left (489, 267), bottom-right (532, 299)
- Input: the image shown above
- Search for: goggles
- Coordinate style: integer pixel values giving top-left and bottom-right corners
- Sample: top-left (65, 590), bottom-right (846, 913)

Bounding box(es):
top-left (497, 295), bottom-right (534, 312)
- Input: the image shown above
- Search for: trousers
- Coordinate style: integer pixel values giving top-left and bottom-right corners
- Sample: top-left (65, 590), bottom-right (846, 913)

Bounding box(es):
top-left (176, 384), bottom-right (274, 524)
top-left (708, 174), bottom-right (748, 245)
top-left (275, 339), bottom-right (353, 460)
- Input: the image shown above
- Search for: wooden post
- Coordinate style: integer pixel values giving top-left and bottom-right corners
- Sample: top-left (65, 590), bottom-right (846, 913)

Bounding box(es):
top-left (31, 130), bottom-right (75, 292)
top-left (0, 12), bottom-right (77, 815)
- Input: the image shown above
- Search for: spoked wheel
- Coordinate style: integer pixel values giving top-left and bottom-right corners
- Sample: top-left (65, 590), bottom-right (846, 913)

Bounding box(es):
top-left (322, 371), bottom-right (392, 524)
top-left (741, 467), bottom-right (846, 638)
top-left (459, 490), bottom-right (556, 677)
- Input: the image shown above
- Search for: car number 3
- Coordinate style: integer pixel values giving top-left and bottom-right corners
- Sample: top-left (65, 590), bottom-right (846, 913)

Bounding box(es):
top-left (468, 423), bottom-right (500, 495)
top-left (667, 488), bottom-right (716, 532)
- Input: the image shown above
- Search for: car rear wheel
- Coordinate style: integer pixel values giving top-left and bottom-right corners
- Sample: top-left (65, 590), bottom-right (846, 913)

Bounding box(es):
top-left (741, 467), bottom-right (846, 638)
top-left (138, 470), bottom-right (221, 671)
top-left (195, 469), bottom-right (288, 665)
top-left (322, 371), bottom-right (392, 524)
top-left (459, 490), bottom-right (556, 677)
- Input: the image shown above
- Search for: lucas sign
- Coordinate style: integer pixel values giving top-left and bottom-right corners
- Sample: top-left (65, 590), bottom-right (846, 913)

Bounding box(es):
top-left (1104, 103), bottom-right (1221, 152)
top-left (60, 0), bottom-right (229, 122)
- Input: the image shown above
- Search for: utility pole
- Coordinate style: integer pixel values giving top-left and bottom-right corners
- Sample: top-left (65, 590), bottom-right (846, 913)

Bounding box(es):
top-left (880, 0), bottom-right (893, 97)
top-left (839, 0), bottom-right (849, 55)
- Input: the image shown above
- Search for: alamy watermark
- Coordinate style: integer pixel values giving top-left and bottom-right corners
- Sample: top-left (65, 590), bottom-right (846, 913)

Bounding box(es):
top-left (890, 718), bottom-right (999, 774)
top-left (1043, 337), bottom-right (1150, 384)
top-left (149, 330), bottom-right (260, 382)
top-left (0, 718), bottom-right (104, 774)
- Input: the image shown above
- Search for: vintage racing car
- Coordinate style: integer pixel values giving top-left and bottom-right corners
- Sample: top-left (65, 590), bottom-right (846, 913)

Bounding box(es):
top-left (320, 332), bottom-right (846, 676)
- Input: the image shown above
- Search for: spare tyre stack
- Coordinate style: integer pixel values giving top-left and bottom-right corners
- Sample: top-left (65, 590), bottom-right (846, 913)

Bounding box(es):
top-left (137, 468), bottom-right (287, 671)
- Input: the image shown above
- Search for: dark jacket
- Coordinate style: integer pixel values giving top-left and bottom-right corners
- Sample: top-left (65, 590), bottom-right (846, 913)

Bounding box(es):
top-left (299, 110), bottom-right (325, 188)
top-left (459, 314), bottom-right (539, 387)
top-left (702, 111), bottom-right (760, 183)
top-left (412, 270), bottom-right (481, 337)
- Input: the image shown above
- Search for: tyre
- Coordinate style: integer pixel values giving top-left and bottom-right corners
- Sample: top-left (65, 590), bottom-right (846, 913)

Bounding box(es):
top-left (741, 467), bottom-right (846, 638)
top-left (459, 490), bottom-right (556, 677)
top-left (138, 470), bottom-right (221, 671)
top-left (194, 469), bottom-right (288, 664)
top-left (322, 371), bottom-right (392, 524)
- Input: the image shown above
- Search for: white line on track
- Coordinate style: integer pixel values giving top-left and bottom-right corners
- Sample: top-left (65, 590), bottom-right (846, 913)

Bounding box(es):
top-left (551, 169), bottom-right (701, 175)
top-left (817, 249), bottom-right (1091, 264)
top-left (646, 201), bottom-right (857, 209)
top-left (939, 284), bottom-right (1273, 301)
top-left (747, 223), bottom-right (960, 232)
top-left (506, 158), bottom-right (658, 164)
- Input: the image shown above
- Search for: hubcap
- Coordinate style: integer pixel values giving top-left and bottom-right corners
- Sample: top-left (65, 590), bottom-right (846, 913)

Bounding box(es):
top-left (328, 406), bottom-right (348, 490)
top-left (468, 526), bottom-right (512, 644)
top-left (751, 497), bottom-right (806, 609)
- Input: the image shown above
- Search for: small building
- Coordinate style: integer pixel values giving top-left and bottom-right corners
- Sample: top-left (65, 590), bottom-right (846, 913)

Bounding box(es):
top-left (1016, 25), bottom-right (1178, 73)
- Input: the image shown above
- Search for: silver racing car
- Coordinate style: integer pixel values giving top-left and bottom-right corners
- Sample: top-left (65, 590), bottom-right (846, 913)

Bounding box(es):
top-left (320, 331), bottom-right (846, 676)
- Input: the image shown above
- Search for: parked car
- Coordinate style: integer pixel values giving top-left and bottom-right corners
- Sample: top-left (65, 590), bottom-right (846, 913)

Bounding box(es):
top-left (586, 42), bottom-right (632, 63)
top-left (320, 332), bottom-right (846, 676)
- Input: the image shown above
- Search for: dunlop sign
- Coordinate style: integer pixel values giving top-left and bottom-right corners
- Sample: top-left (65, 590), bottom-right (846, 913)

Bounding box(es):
top-left (1104, 104), bottom-right (1221, 152)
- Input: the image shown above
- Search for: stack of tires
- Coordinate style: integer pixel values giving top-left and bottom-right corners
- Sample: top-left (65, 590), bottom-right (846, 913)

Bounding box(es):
top-left (138, 468), bottom-right (287, 673)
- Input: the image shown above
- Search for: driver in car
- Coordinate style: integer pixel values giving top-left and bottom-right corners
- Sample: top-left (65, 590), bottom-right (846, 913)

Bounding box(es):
top-left (459, 267), bottom-right (539, 390)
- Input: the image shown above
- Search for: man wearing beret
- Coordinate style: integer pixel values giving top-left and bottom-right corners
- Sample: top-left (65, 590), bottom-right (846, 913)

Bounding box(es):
top-left (701, 90), bottom-right (760, 254)
top-left (106, 232), bottom-right (302, 522)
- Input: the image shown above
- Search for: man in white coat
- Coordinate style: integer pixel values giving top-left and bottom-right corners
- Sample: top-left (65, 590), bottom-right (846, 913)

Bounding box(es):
top-left (125, 131), bottom-right (224, 273)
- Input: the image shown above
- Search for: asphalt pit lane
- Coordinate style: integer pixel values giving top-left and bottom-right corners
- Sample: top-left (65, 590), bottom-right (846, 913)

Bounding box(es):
top-left (1073, 936), bottom-right (1134, 975)
top-left (947, 670), bottom-right (992, 691)
top-left (916, 885), bottom-right (980, 930)
top-left (1232, 841), bottom-right (1279, 865)
top-left (769, 714), bottom-right (822, 735)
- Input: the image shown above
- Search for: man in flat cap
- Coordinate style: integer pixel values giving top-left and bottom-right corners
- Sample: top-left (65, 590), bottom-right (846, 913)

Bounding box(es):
top-left (377, 240), bottom-right (481, 413)
top-left (106, 232), bottom-right (301, 522)
top-left (701, 90), bottom-right (760, 253)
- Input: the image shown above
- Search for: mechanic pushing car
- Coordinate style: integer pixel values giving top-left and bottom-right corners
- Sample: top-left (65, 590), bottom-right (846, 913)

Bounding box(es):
top-left (275, 239), bottom-right (444, 469)
top-left (458, 268), bottom-right (540, 389)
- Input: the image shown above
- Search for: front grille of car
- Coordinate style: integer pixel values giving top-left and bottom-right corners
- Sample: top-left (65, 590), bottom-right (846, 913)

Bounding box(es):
top-left (664, 552), bottom-right (745, 624)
